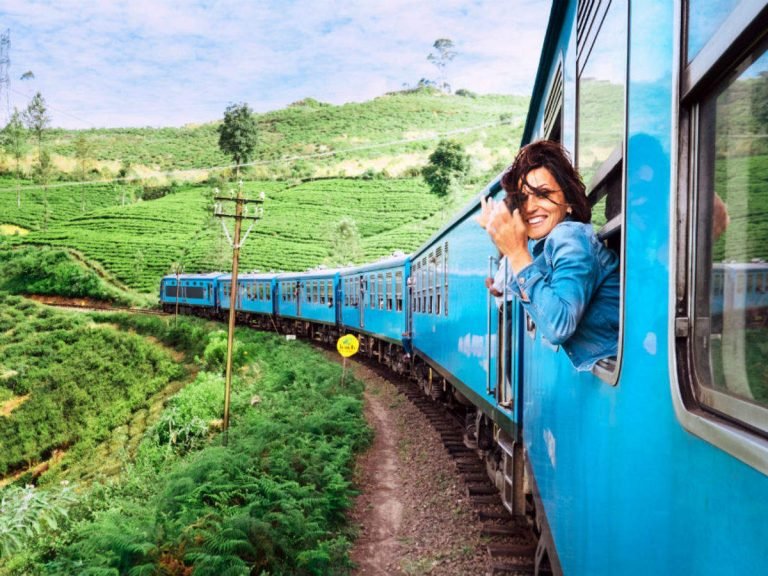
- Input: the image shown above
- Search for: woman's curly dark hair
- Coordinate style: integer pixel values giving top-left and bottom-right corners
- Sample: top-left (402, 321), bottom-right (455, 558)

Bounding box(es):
top-left (500, 140), bottom-right (591, 223)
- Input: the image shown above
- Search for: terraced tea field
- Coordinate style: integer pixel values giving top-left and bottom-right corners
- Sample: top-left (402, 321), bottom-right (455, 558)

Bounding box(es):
top-left (5, 178), bottom-right (452, 293)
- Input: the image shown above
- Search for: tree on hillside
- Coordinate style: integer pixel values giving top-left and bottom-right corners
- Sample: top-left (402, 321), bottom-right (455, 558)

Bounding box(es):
top-left (23, 91), bottom-right (51, 159)
top-left (328, 217), bottom-right (362, 266)
top-left (1, 109), bottom-right (28, 207)
top-left (428, 38), bottom-right (457, 93)
top-left (217, 102), bottom-right (258, 177)
top-left (422, 139), bottom-right (469, 197)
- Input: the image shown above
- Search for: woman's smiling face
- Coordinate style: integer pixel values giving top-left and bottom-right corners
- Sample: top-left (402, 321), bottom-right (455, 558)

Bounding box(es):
top-left (517, 167), bottom-right (570, 240)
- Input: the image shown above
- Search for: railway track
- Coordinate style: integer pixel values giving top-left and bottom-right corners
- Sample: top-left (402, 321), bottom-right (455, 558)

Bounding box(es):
top-left (355, 354), bottom-right (546, 576)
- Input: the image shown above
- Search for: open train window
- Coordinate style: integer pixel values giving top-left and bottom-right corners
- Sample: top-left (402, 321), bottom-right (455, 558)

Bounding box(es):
top-left (677, 0), bottom-right (768, 471)
top-left (576, 0), bottom-right (627, 382)
top-left (386, 272), bottom-right (393, 311)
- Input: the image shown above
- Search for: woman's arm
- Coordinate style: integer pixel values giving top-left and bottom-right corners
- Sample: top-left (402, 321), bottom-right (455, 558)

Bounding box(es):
top-left (508, 225), bottom-right (599, 345)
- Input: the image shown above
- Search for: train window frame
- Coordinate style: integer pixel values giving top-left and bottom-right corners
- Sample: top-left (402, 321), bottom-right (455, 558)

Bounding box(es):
top-left (396, 270), bottom-right (404, 312)
top-left (386, 272), bottom-right (393, 311)
top-left (674, 0), bottom-right (768, 475)
top-left (434, 248), bottom-right (442, 315)
top-left (574, 0), bottom-right (628, 385)
top-left (444, 242), bottom-right (449, 316)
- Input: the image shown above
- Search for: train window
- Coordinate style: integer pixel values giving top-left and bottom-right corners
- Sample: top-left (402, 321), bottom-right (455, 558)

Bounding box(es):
top-left (396, 271), bottom-right (403, 312)
top-left (685, 34), bottom-right (768, 437)
top-left (327, 280), bottom-right (333, 306)
top-left (544, 60), bottom-right (563, 142)
top-left (413, 263), bottom-right (420, 313)
top-left (434, 248), bottom-right (442, 315)
top-left (427, 252), bottom-right (434, 314)
top-left (577, 0), bottom-right (626, 233)
top-left (377, 273), bottom-right (384, 310)
top-left (576, 0), bottom-right (627, 380)
top-left (444, 242), bottom-right (449, 316)
top-left (423, 261), bottom-right (428, 314)
top-left (319, 281), bottom-right (325, 304)
top-left (386, 272), bottom-right (393, 311)
top-left (266, 283), bottom-right (271, 301)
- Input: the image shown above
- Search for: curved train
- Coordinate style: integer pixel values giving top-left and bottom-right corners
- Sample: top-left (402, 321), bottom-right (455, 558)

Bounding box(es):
top-left (161, 1), bottom-right (768, 573)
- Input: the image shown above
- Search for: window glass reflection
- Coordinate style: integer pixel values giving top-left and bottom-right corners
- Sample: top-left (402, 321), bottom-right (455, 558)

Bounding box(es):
top-left (577, 0), bottom-right (626, 191)
top-left (687, 0), bottom-right (740, 62)
top-left (697, 47), bottom-right (768, 410)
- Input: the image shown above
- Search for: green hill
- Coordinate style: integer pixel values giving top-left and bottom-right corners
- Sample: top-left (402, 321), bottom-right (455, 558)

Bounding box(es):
top-left (12, 90), bottom-right (527, 179)
top-left (0, 90), bottom-right (528, 297)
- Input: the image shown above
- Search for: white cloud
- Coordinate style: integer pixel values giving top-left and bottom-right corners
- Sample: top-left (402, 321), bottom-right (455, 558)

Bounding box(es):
top-left (0, 0), bottom-right (550, 128)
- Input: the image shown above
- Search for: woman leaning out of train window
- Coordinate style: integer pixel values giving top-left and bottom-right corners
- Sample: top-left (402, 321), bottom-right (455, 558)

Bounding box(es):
top-left (478, 140), bottom-right (620, 371)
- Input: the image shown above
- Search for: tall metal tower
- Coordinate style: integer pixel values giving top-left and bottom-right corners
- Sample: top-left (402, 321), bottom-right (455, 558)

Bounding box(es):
top-left (0, 29), bottom-right (10, 123)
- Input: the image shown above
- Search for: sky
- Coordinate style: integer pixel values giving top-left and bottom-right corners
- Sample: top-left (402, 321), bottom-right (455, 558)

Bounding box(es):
top-left (0, 0), bottom-right (551, 129)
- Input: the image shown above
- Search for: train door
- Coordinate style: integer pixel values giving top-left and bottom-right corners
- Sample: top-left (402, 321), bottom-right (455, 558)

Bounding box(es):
top-left (295, 282), bottom-right (301, 317)
top-left (359, 275), bottom-right (365, 328)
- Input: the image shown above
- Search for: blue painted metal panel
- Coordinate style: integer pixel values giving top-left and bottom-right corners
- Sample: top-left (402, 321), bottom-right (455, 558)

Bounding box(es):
top-left (520, 1), bottom-right (768, 574)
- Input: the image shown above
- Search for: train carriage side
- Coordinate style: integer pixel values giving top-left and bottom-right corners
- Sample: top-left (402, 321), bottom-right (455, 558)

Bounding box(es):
top-left (408, 187), bottom-right (520, 437)
top-left (219, 273), bottom-right (278, 328)
top-left (515, 1), bottom-right (768, 575)
top-left (338, 255), bottom-right (411, 369)
top-left (159, 272), bottom-right (222, 315)
top-left (275, 270), bottom-right (340, 340)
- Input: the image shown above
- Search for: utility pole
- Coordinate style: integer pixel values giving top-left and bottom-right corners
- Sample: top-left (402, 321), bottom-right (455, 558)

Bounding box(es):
top-left (214, 181), bottom-right (264, 445)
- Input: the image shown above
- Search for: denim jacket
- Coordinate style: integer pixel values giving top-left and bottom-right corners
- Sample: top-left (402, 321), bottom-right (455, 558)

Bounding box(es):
top-left (506, 220), bottom-right (620, 371)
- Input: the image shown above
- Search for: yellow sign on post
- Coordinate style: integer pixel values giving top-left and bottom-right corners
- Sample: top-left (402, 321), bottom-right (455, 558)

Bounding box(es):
top-left (337, 334), bottom-right (360, 357)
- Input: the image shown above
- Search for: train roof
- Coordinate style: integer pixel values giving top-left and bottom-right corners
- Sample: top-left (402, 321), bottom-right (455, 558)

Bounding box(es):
top-left (218, 272), bottom-right (279, 281)
top-left (274, 268), bottom-right (344, 280)
top-left (161, 272), bottom-right (226, 281)
top-left (339, 253), bottom-right (411, 275)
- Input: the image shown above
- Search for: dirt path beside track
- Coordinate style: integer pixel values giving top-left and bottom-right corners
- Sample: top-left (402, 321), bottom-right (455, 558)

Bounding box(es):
top-left (346, 360), bottom-right (491, 576)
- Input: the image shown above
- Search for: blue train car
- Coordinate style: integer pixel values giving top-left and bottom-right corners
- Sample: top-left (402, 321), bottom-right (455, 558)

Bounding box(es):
top-left (159, 272), bottom-right (223, 315)
top-left (275, 270), bottom-right (340, 339)
top-left (509, 1), bottom-right (768, 574)
top-left (409, 191), bottom-right (521, 434)
top-left (339, 255), bottom-right (411, 371)
top-left (233, 273), bottom-right (277, 317)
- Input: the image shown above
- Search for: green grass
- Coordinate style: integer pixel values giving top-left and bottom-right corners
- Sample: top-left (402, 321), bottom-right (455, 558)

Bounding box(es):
top-left (0, 294), bottom-right (184, 477)
top-left (31, 92), bottom-right (527, 175)
top-left (0, 313), bottom-right (372, 576)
